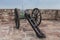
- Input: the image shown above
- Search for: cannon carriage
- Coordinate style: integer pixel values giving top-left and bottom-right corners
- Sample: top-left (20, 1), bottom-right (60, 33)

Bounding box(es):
top-left (14, 8), bottom-right (46, 38)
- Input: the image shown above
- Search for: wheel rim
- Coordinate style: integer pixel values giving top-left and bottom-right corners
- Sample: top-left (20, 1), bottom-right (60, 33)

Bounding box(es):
top-left (31, 8), bottom-right (42, 26)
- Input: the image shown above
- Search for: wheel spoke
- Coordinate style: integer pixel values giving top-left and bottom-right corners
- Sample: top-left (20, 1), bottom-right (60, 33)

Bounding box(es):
top-left (31, 8), bottom-right (42, 26)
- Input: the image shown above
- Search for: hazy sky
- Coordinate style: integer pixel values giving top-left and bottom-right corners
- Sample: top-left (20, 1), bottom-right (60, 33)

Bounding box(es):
top-left (0, 0), bottom-right (60, 9)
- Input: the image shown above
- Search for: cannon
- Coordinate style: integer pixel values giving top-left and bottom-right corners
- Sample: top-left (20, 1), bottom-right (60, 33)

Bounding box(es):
top-left (14, 8), bottom-right (46, 38)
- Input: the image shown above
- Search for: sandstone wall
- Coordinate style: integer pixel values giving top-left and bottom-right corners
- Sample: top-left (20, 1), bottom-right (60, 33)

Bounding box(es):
top-left (0, 9), bottom-right (60, 23)
top-left (26, 9), bottom-right (60, 20)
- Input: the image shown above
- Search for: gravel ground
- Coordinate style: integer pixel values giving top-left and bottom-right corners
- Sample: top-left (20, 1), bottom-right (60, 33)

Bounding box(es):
top-left (0, 20), bottom-right (60, 40)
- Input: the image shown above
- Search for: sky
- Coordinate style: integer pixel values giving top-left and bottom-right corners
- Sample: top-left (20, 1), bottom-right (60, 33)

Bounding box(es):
top-left (0, 0), bottom-right (60, 9)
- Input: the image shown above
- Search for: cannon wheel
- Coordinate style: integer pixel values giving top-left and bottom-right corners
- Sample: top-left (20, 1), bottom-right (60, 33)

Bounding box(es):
top-left (14, 8), bottom-right (20, 29)
top-left (31, 8), bottom-right (42, 26)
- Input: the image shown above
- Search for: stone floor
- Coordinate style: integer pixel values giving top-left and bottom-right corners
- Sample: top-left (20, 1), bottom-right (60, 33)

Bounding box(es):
top-left (0, 20), bottom-right (60, 40)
